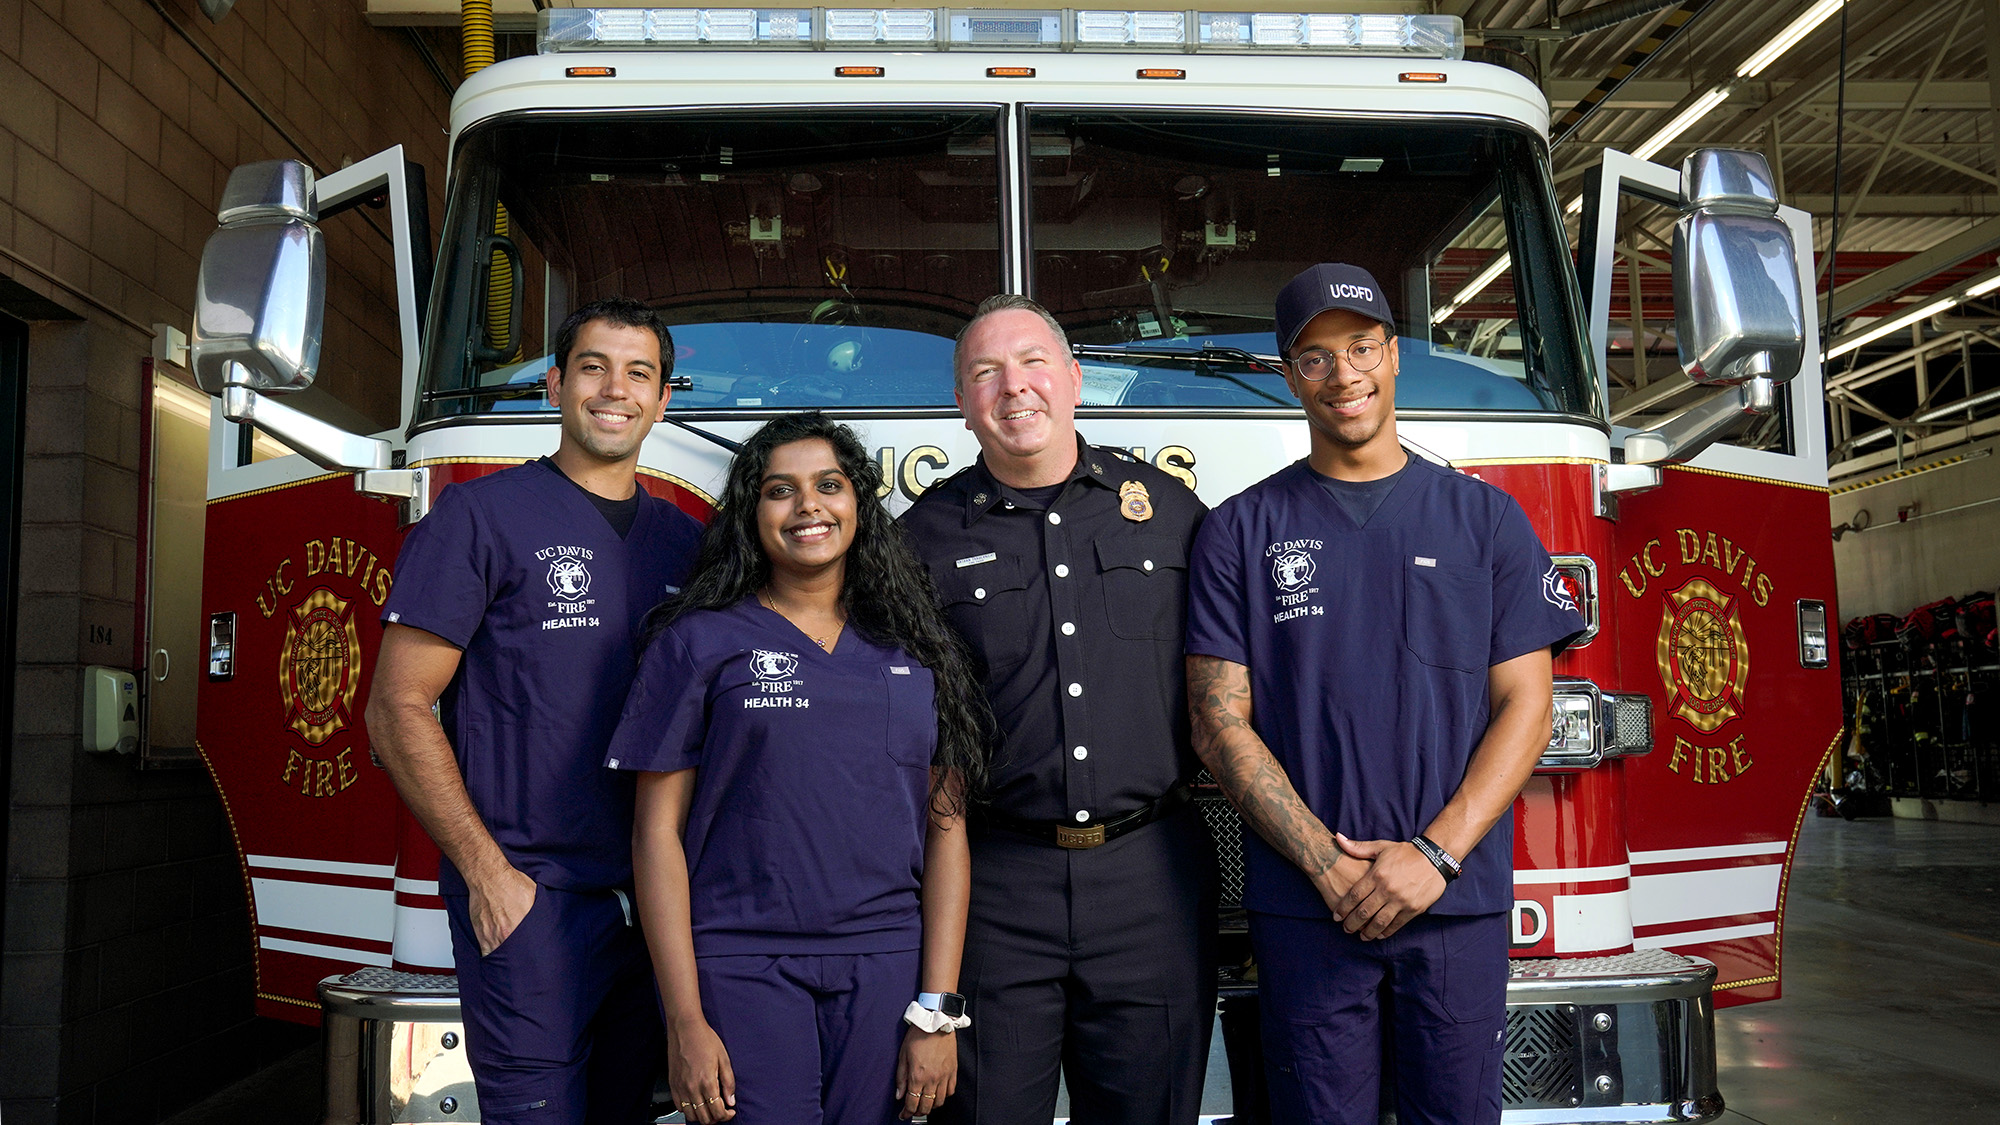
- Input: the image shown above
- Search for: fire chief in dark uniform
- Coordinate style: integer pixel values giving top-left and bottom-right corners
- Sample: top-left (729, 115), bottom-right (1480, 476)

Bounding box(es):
top-left (899, 294), bottom-right (1217, 1124)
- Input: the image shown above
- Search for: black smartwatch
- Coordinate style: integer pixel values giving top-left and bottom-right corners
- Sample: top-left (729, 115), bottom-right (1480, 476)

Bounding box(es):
top-left (917, 991), bottom-right (967, 1019)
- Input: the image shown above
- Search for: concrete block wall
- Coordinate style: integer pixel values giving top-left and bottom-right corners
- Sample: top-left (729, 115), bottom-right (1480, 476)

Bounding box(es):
top-left (2, 0), bottom-right (450, 1121)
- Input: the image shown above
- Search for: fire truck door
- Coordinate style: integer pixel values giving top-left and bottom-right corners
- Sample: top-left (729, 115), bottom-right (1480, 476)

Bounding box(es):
top-left (1582, 149), bottom-right (1840, 1005)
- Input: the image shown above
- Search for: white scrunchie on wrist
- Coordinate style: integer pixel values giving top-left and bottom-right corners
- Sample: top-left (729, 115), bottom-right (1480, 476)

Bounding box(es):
top-left (902, 1001), bottom-right (971, 1033)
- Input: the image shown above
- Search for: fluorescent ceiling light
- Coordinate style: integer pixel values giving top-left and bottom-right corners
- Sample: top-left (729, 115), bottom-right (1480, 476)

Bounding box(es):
top-left (1432, 252), bottom-right (1511, 324)
top-left (1966, 271), bottom-right (2000, 298)
top-left (1633, 87), bottom-right (1731, 162)
top-left (1736, 0), bottom-right (1844, 79)
top-left (1824, 297), bottom-right (1955, 360)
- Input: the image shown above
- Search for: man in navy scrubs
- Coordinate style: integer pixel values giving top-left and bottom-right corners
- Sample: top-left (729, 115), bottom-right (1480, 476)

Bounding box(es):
top-left (900, 294), bottom-right (1216, 1124)
top-left (1185, 264), bottom-right (1583, 1125)
top-left (367, 297), bottom-right (703, 1124)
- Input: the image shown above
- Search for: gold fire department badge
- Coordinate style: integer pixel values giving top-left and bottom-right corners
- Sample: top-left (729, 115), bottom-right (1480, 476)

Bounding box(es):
top-left (1655, 576), bottom-right (1750, 733)
top-left (278, 587), bottom-right (362, 746)
top-left (1119, 480), bottom-right (1153, 522)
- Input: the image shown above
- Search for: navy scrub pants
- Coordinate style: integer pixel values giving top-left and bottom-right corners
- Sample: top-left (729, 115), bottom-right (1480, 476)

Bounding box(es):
top-left (695, 948), bottom-right (921, 1125)
top-left (932, 806), bottom-right (1217, 1125)
top-left (444, 883), bottom-right (663, 1124)
top-left (1250, 910), bottom-right (1509, 1125)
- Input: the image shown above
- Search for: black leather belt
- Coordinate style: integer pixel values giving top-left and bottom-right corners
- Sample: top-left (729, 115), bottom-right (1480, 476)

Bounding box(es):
top-left (979, 784), bottom-right (1193, 849)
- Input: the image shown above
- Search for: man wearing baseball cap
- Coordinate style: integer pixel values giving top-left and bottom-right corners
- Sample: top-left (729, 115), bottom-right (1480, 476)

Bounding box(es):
top-left (1182, 264), bottom-right (1582, 1123)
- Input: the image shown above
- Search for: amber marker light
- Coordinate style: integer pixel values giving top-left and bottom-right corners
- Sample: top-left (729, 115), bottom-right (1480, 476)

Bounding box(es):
top-left (565, 65), bottom-right (616, 78)
top-left (1399, 72), bottom-right (1447, 82)
top-left (986, 66), bottom-right (1037, 78)
top-left (1136, 67), bottom-right (1185, 80)
top-left (835, 65), bottom-right (887, 77)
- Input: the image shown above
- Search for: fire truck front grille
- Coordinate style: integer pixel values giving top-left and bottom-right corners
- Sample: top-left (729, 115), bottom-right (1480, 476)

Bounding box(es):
top-left (1502, 1004), bottom-right (1580, 1108)
top-left (1196, 789), bottom-right (1246, 909)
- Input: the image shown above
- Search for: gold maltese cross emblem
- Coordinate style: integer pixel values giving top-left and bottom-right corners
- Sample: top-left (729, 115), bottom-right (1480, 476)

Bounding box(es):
top-left (1656, 576), bottom-right (1750, 733)
top-left (278, 587), bottom-right (363, 746)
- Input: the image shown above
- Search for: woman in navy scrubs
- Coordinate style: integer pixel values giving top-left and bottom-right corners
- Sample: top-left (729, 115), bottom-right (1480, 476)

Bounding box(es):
top-left (609, 412), bottom-right (990, 1125)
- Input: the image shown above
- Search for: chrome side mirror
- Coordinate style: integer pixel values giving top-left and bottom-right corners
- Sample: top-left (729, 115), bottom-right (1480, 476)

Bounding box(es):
top-left (191, 160), bottom-right (325, 395)
top-left (1672, 150), bottom-right (1805, 387)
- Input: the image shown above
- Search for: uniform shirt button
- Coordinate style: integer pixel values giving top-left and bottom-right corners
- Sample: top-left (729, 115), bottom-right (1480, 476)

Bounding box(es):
top-left (1004, 501), bottom-right (1016, 509)
top-left (974, 588), bottom-right (986, 599)
top-left (1061, 622), bottom-right (1076, 636)
top-left (1072, 746), bottom-right (1088, 760)
top-left (1074, 810), bottom-right (1089, 823)
top-left (1143, 560), bottom-right (1154, 571)
top-left (1067, 682), bottom-right (1082, 697)
top-left (1055, 564), bottom-right (1070, 578)
top-left (1048, 511), bottom-right (1062, 525)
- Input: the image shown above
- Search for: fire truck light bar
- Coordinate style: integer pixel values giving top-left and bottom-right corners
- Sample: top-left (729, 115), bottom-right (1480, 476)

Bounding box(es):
top-left (538, 8), bottom-right (1463, 57)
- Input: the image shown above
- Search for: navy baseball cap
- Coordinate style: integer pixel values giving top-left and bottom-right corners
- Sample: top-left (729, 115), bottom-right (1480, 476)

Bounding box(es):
top-left (1274, 263), bottom-right (1395, 355)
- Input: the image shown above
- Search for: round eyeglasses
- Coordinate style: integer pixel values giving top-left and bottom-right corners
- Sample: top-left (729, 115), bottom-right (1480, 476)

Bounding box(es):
top-left (1290, 339), bottom-right (1387, 380)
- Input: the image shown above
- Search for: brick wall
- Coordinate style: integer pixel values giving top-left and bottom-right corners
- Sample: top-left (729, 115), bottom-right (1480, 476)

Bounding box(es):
top-left (1, 0), bottom-right (451, 1120)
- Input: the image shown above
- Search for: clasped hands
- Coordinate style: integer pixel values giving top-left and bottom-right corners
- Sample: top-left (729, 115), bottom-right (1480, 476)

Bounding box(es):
top-left (1319, 832), bottom-right (1448, 941)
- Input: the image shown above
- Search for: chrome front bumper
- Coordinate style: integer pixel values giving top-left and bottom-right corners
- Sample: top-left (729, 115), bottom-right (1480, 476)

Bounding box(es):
top-left (1503, 950), bottom-right (1723, 1124)
top-left (320, 969), bottom-right (477, 1124)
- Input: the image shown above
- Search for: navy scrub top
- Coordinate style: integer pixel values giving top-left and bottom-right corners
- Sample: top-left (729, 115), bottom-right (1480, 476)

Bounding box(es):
top-left (606, 597), bottom-right (937, 957)
top-left (1185, 453), bottom-right (1583, 917)
top-left (382, 459), bottom-right (702, 895)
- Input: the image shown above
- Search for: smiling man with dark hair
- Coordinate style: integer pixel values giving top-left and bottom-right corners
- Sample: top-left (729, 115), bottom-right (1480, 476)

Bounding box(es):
top-left (366, 297), bottom-right (702, 1124)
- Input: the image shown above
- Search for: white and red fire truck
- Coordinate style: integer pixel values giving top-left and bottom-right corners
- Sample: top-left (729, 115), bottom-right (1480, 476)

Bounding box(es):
top-left (186, 8), bottom-right (1836, 1121)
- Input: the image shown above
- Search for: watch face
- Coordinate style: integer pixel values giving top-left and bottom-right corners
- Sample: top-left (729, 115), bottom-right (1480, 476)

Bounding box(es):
top-left (940, 993), bottom-right (966, 1019)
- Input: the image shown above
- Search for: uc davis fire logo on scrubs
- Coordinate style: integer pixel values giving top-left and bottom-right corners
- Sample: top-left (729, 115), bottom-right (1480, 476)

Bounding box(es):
top-left (538, 545), bottom-right (600, 629)
top-left (746, 650), bottom-right (809, 708)
top-left (1619, 528), bottom-right (1770, 784)
top-left (1266, 538), bottom-right (1325, 623)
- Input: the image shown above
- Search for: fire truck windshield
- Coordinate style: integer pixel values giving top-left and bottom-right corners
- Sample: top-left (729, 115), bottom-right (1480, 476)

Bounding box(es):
top-left (417, 107), bottom-right (1598, 424)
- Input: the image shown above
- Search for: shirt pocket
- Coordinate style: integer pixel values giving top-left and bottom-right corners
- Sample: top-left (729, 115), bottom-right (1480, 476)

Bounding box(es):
top-left (1404, 558), bottom-right (1491, 673)
top-left (1095, 535), bottom-right (1189, 641)
top-left (881, 664), bottom-right (938, 771)
top-left (936, 556), bottom-right (1034, 674)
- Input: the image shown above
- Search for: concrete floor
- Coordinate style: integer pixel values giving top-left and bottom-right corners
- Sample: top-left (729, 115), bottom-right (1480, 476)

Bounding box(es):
top-left (1709, 812), bottom-right (2000, 1124)
top-left (162, 812), bottom-right (2000, 1124)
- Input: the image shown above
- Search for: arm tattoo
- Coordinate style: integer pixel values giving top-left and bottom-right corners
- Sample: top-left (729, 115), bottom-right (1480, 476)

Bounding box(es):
top-left (1186, 655), bottom-right (1339, 883)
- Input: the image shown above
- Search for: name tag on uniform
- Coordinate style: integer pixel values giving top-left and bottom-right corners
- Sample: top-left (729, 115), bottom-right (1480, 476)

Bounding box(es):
top-left (1415, 556), bottom-right (1436, 567)
top-left (956, 552), bottom-right (998, 569)
top-left (891, 666), bottom-right (912, 675)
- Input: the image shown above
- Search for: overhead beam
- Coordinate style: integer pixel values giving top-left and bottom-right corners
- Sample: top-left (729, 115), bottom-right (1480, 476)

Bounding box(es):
top-left (1794, 106), bottom-right (2000, 187)
top-left (1782, 194), bottom-right (2000, 216)
top-left (1542, 79), bottom-right (2000, 111)
top-left (1719, 0), bottom-right (1955, 146)
top-left (1825, 214), bottom-right (2000, 321)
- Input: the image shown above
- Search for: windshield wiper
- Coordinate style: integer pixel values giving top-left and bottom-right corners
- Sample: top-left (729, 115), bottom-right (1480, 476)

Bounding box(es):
top-left (1069, 344), bottom-right (1291, 406)
top-left (421, 380), bottom-right (738, 453)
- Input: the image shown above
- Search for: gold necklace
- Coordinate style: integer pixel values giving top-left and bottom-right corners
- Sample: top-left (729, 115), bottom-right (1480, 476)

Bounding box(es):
top-left (759, 589), bottom-right (842, 651)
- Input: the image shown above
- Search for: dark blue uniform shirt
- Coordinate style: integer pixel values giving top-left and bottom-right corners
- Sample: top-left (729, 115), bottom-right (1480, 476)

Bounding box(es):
top-left (382, 459), bottom-right (701, 896)
top-left (605, 597), bottom-right (935, 957)
top-left (898, 437), bottom-right (1207, 823)
top-left (1186, 453), bottom-right (1582, 916)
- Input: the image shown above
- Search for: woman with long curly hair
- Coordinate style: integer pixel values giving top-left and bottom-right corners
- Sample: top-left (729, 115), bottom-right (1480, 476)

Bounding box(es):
top-left (605, 412), bottom-right (991, 1125)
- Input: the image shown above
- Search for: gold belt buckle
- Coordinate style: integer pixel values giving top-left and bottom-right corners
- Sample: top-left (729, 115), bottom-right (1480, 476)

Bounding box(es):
top-left (1056, 823), bottom-right (1106, 849)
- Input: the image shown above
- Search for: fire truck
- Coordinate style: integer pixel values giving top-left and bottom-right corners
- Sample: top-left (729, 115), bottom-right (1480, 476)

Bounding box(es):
top-left (186, 8), bottom-right (1836, 1122)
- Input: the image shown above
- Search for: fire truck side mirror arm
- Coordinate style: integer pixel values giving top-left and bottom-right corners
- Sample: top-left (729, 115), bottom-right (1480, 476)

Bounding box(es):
top-left (1623, 375), bottom-right (1777, 466)
top-left (192, 149), bottom-right (426, 474)
top-left (219, 385), bottom-right (391, 472)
